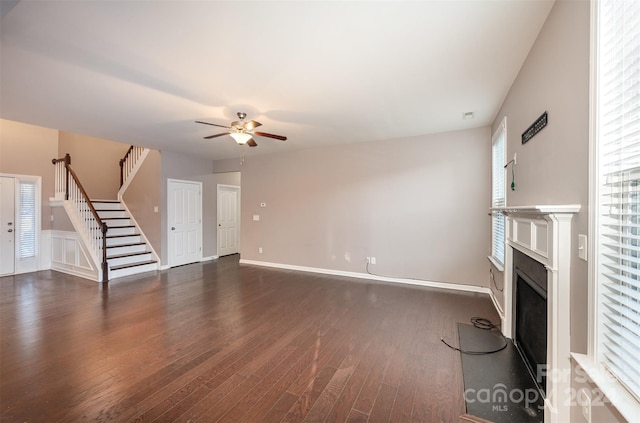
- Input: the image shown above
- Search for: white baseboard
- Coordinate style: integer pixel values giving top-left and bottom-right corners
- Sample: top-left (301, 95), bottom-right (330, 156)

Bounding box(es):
top-left (239, 259), bottom-right (491, 295)
top-left (488, 288), bottom-right (505, 328)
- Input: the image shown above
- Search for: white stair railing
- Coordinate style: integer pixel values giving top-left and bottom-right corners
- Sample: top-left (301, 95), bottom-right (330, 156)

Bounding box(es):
top-left (52, 155), bottom-right (108, 282)
top-left (52, 154), bottom-right (70, 200)
top-left (119, 145), bottom-right (145, 188)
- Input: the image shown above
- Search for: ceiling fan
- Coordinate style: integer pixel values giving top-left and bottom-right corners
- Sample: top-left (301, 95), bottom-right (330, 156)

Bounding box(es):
top-left (195, 112), bottom-right (287, 147)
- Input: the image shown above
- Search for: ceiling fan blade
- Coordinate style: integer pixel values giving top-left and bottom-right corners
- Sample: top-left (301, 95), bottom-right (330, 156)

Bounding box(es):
top-left (195, 120), bottom-right (231, 129)
top-left (244, 120), bottom-right (262, 131)
top-left (203, 132), bottom-right (231, 139)
top-left (247, 138), bottom-right (258, 147)
top-left (254, 131), bottom-right (287, 141)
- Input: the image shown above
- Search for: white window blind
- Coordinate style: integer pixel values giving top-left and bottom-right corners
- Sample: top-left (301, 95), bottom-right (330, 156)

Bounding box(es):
top-left (596, 0), bottom-right (640, 401)
top-left (18, 181), bottom-right (36, 259)
top-left (492, 119), bottom-right (506, 265)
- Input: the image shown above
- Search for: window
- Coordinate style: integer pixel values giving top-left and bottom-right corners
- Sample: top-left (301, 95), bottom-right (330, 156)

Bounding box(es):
top-left (17, 180), bottom-right (37, 259)
top-left (491, 118), bottom-right (507, 267)
top-left (595, 0), bottom-right (640, 402)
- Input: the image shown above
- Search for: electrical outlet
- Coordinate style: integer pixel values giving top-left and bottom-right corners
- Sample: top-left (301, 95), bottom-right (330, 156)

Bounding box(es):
top-left (367, 257), bottom-right (376, 265)
top-left (514, 153), bottom-right (517, 165)
top-left (258, 247), bottom-right (263, 254)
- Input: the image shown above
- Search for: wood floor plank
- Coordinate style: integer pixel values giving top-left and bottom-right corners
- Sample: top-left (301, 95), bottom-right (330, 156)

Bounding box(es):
top-left (387, 353), bottom-right (421, 423)
top-left (282, 365), bottom-right (338, 423)
top-left (346, 409), bottom-right (369, 423)
top-left (322, 314), bottom-right (397, 423)
top-left (220, 326), bottom-right (342, 422)
top-left (261, 391), bottom-right (299, 423)
top-left (138, 287), bottom-right (327, 422)
top-left (0, 257), bottom-right (500, 423)
top-left (368, 383), bottom-right (398, 423)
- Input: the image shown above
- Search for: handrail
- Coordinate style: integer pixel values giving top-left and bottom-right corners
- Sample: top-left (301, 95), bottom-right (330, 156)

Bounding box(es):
top-left (66, 166), bottom-right (105, 229)
top-left (52, 155), bottom-right (109, 283)
top-left (119, 145), bottom-right (144, 188)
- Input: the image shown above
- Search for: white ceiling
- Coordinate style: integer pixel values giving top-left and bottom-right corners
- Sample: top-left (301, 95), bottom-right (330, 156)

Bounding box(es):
top-left (0, 0), bottom-right (554, 160)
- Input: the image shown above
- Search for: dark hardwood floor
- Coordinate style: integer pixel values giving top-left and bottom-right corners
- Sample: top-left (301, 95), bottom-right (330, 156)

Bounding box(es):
top-left (0, 256), bottom-right (499, 422)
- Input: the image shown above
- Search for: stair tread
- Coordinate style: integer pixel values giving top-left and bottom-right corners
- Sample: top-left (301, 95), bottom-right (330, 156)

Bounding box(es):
top-left (91, 200), bottom-right (121, 203)
top-left (110, 260), bottom-right (157, 271)
top-left (95, 209), bottom-right (125, 212)
top-left (107, 251), bottom-right (151, 260)
top-left (106, 234), bottom-right (140, 239)
top-left (106, 242), bottom-right (146, 248)
top-left (102, 217), bottom-right (130, 220)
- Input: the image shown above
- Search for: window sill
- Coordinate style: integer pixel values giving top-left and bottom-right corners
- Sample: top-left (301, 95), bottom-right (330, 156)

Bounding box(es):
top-left (487, 255), bottom-right (504, 272)
top-left (571, 353), bottom-right (640, 422)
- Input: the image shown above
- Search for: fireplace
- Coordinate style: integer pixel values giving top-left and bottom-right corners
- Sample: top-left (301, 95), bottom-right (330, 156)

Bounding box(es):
top-left (491, 204), bottom-right (580, 423)
top-left (513, 248), bottom-right (548, 395)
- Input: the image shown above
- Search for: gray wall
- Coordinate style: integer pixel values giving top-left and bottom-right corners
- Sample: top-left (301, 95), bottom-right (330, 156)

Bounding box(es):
top-left (491, 1), bottom-right (624, 421)
top-left (214, 127), bottom-right (491, 287)
top-left (491, 0), bottom-right (589, 353)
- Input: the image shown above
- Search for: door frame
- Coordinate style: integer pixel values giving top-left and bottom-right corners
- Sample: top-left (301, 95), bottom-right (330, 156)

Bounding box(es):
top-left (217, 184), bottom-right (241, 257)
top-left (167, 178), bottom-right (203, 268)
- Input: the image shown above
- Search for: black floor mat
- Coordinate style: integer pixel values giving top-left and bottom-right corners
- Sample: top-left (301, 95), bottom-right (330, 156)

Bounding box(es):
top-left (457, 323), bottom-right (544, 423)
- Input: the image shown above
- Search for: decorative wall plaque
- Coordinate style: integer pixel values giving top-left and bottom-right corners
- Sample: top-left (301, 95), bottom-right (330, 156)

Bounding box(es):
top-left (522, 111), bottom-right (548, 144)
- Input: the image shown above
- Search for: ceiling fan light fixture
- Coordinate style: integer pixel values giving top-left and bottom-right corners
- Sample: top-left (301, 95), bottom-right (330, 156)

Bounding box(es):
top-left (230, 132), bottom-right (252, 145)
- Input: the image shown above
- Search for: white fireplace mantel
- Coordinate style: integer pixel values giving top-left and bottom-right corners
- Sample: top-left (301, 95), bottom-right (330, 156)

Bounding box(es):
top-left (491, 205), bottom-right (580, 423)
top-left (494, 205), bottom-right (581, 215)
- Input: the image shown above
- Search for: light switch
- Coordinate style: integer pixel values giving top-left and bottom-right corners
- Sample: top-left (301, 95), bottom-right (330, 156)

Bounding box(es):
top-left (154, 206), bottom-right (159, 213)
top-left (578, 234), bottom-right (588, 261)
top-left (253, 215), bottom-right (260, 221)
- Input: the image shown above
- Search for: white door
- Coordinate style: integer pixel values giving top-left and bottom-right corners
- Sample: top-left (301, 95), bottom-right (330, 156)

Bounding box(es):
top-left (0, 176), bottom-right (15, 275)
top-left (168, 179), bottom-right (202, 267)
top-left (217, 185), bottom-right (240, 257)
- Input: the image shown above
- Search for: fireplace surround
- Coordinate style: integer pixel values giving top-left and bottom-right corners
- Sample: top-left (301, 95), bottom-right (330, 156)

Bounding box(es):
top-left (492, 205), bottom-right (580, 423)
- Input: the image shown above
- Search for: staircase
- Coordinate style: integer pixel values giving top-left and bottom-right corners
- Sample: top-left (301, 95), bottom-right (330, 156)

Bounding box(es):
top-left (52, 147), bottom-right (159, 283)
top-left (94, 200), bottom-right (157, 279)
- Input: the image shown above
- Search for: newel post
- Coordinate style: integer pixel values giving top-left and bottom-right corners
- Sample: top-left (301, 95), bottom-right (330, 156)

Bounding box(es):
top-left (101, 222), bottom-right (108, 283)
top-left (64, 153), bottom-right (71, 200)
top-left (119, 158), bottom-right (124, 188)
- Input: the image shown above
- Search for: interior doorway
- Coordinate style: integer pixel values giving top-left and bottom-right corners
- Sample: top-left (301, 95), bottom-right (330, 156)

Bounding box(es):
top-left (167, 179), bottom-right (202, 267)
top-left (217, 184), bottom-right (240, 257)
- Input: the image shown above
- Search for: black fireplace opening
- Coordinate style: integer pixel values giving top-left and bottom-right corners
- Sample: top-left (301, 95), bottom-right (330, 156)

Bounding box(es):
top-left (513, 249), bottom-right (548, 396)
